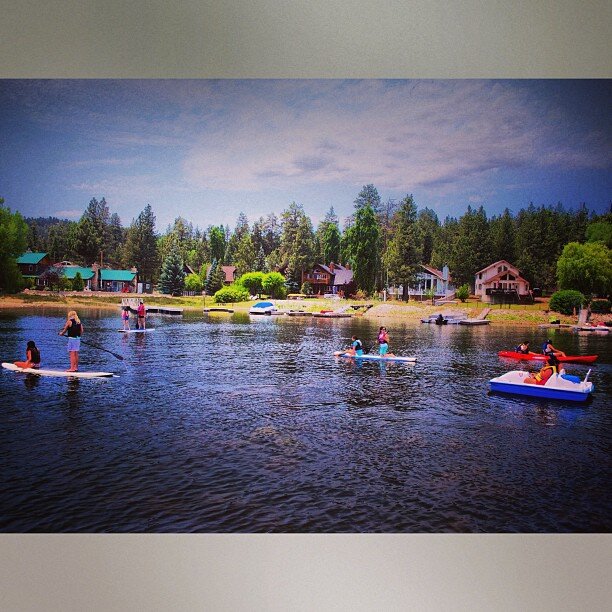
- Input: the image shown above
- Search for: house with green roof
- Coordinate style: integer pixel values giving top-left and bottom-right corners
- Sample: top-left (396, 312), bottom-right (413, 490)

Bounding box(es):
top-left (97, 266), bottom-right (138, 292)
top-left (16, 252), bottom-right (52, 288)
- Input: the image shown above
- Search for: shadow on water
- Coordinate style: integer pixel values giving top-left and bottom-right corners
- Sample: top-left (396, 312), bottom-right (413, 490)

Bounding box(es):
top-left (0, 309), bottom-right (610, 533)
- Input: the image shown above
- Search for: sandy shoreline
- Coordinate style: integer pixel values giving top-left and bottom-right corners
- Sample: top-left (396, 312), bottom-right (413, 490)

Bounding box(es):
top-left (0, 292), bottom-right (592, 326)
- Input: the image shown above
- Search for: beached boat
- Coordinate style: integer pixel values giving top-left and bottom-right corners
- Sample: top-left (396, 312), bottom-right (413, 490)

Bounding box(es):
top-left (572, 325), bottom-right (610, 333)
top-left (285, 310), bottom-right (313, 317)
top-left (489, 368), bottom-right (594, 401)
top-left (313, 308), bottom-right (352, 318)
top-left (497, 351), bottom-right (598, 364)
top-left (249, 301), bottom-right (278, 315)
top-left (458, 319), bottom-right (490, 325)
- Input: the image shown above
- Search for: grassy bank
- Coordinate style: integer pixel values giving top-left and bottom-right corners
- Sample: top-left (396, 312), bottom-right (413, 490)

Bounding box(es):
top-left (0, 290), bottom-right (582, 326)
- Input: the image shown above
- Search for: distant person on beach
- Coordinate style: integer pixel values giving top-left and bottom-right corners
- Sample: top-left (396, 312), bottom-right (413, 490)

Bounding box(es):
top-left (121, 306), bottom-right (131, 330)
top-left (377, 326), bottom-right (395, 357)
top-left (542, 339), bottom-right (566, 359)
top-left (59, 310), bottom-right (84, 372)
top-left (137, 300), bottom-right (146, 329)
top-left (14, 340), bottom-right (41, 369)
top-left (515, 341), bottom-right (530, 354)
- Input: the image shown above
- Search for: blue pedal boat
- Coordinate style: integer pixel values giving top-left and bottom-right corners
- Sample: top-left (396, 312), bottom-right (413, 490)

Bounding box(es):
top-left (489, 369), bottom-right (594, 402)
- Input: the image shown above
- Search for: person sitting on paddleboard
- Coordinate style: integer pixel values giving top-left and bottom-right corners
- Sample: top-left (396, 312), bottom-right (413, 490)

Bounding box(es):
top-left (137, 300), bottom-right (146, 329)
top-left (542, 339), bottom-right (566, 359)
top-left (121, 305), bottom-right (131, 330)
top-left (59, 310), bottom-right (84, 372)
top-left (515, 341), bottom-right (530, 354)
top-left (346, 335), bottom-right (364, 357)
top-left (377, 327), bottom-right (395, 357)
top-left (14, 340), bottom-right (41, 369)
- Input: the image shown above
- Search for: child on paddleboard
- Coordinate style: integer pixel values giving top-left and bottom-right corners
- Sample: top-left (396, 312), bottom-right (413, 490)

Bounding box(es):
top-left (346, 335), bottom-right (364, 357)
top-left (59, 310), bottom-right (84, 372)
top-left (377, 326), bottom-right (395, 357)
top-left (121, 306), bottom-right (131, 330)
top-left (14, 340), bottom-right (41, 369)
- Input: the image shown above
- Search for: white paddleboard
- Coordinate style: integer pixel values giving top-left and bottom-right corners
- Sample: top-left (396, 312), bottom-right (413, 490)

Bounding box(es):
top-left (334, 352), bottom-right (417, 363)
top-left (2, 363), bottom-right (115, 378)
top-left (118, 328), bottom-right (155, 333)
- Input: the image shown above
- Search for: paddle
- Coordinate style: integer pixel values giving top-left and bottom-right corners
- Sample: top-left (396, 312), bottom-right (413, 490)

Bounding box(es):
top-left (64, 336), bottom-right (124, 361)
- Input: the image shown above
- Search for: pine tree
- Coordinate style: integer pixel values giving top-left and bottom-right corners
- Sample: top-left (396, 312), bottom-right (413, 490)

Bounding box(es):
top-left (0, 199), bottom-right (28, 292)
top-left (158, 247), bottom-right (185, 296)
top-left (345, 203), bottom-right (380, 295)
top-left (123, 204), bottom-right (159, 284)
top-left (384, 195), bottom-right (421, 300)
top-left (279, 202), bottom-right (315, 284)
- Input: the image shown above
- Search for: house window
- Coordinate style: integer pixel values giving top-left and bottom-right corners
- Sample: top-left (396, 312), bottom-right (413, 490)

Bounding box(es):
top-left (28, 265), bottom-right (33, 272)
top-left (498, 266), bottom-right (502, 273)
top-left (479, 273), bottom-right (482, 279)
top-left (478, 284), bottom-right (482, 291)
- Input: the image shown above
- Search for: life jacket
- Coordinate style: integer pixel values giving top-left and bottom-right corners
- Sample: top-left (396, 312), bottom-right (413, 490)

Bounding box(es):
top-left (378, 332), bottom-right (387, 344)
top-left (137, 304), bottom-right (145, 316)
top-left (353, 339), bottom-right (363, 351)
top-left (534, 365), bottom-right (556, 384)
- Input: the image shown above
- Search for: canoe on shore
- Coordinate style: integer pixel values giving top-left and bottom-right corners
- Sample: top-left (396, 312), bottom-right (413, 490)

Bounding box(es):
top-left (497, 351), bottom-right (598, 364)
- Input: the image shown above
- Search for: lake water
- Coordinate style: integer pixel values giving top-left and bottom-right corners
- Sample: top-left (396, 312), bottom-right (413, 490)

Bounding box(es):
top-left (1, 309), bottom-right (610, 532)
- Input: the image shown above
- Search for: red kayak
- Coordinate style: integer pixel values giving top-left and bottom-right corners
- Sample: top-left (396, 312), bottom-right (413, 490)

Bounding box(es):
top-left (498, 351), bottom-right (598, 364)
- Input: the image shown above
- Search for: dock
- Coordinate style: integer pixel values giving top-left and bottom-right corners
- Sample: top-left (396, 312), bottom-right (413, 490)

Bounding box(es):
top-left (121, 298), bottom-right (183, 315)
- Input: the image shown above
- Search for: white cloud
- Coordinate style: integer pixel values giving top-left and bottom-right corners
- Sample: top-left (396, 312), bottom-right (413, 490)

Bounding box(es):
top-left (53, 209), bottom-right (82, 219)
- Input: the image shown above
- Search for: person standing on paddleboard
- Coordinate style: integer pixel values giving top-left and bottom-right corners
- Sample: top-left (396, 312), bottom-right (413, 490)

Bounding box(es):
top-left (121, 305), bottom-right (131, 330)
top-left (59, 310), bottom-right (84, 372)
top-left (14, 340), bottom-right (41, 369)
top-left (137, 300), bottom-right (146, 329)
top-left (377, 326), bottom-right (395, 357)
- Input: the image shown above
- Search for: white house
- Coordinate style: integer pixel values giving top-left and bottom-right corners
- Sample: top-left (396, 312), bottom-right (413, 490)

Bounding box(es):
top-left (388, 264), bottom-right (455, 300)
top-left (474, 260), bottom-right (531, 303)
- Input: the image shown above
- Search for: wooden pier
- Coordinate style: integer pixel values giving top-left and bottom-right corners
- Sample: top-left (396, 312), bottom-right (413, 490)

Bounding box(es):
top-left (121, 298), bottom-right (183, 315)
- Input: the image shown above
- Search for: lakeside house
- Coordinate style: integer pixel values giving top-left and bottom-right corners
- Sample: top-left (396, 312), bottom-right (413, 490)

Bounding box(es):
top-left (388, 264), bottom-right (455, 300)
top-left (205, 264), bottom-right (237, 285)
top-left (16, 252), bottom-right (52, 288)
top-left (16, 252), bottom-right (139, 292)
top-left (302, 262), bottom-right (354, 296)
top-left (474, 260), bottom-right (532, 303)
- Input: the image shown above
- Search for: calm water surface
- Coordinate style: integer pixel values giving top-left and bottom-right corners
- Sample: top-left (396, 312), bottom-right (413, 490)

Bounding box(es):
top-left (1, 309), bottom-right (610, 532)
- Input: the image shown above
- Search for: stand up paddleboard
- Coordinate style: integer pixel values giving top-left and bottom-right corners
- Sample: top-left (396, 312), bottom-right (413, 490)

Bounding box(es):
top-left (334, 352), bottom-right (417, 363)
top-left (2, 363), bottom-right (115, 378)
top-left (118, 328), bottom-right (155, 333)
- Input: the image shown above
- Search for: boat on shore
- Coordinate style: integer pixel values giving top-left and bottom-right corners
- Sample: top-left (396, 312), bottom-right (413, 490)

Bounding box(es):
top-left (249, 301), bottom-right (278, 315)
top-left (497, 351), bottom-right (598, 364)
top-left (459, 319), bottom-right (490, 326)
top-left (572, 325), bottom-right (610, 333)
top-left (421, 312), bottom-right (466, 324)
top-left (313, 308), bottom-right (352, 318)
top-left (489, 368), bottom-right (594, 402)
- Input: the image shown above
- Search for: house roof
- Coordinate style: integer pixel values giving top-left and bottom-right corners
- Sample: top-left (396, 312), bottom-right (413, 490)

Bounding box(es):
top-left (100, 269), bottom-right (136, 282)
top-left (312, 263), bottom-right (353, 286)
top-left (16, 252), bottom-right (48, 265)
top-left (205, 265), bottom-right (236, 281)
top-left (482, 270), bottom-right (529, 284)
top-left (474, 260), bottom-right (518, 275)
top-left (62, 267), bottom-right (95, 280)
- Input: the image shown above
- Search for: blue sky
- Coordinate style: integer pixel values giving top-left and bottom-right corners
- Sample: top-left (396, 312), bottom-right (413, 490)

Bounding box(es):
top-left (0, 79), bottom-right (610, 231)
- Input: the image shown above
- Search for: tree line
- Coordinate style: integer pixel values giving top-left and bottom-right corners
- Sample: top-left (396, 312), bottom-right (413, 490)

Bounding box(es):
top-left (2, 186), bottom-right (611, 297)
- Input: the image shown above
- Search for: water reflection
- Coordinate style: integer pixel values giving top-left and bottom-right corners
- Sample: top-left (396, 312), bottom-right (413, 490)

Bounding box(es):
top-left (0, 309), bottom-right (610, 533)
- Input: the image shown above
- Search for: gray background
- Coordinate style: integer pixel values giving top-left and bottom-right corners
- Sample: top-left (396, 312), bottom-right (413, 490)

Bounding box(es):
top-left (1, 1), bottom-right (610, 610)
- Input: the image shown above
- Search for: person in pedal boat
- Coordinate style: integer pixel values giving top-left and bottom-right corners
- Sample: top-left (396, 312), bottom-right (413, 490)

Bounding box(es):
top-left (346, 335), bottom-right (364, 357)
top-left (515, 340), bottom-right (530, 354)
top-left (14, 340), bottom-right (41, 369)
top-left (59, 310), bottom-right (84, 372)
top-left (121, 305), bottom-right (131, 330)
top-left (525, 355), bottom-right (558, 385)
top-left (377, 326), bottom-right (395, 357)
top-left (542, 339), bottom-right (566, 358)
top-left (137, 300), bottom-right (146, 329)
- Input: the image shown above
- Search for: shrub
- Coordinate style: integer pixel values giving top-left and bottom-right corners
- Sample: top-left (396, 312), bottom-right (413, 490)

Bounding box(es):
top-left (590, 299), bottom-right (611, 314)
top-left (300, 281), bottom-right (313, 295)
top-left (238, 271), bottom-right (265, 296)
top-left (354, 289), bottom-right (368, 300)
top-left (58, 276), bottom-right (72, 291)
top-left (549, 289), bottom-right (585, 315)
top-left (71, 272), bottom-right (85, 291)
top-left (213, 284), bottom-right (250, 303)
top-left (263, 272), bottom-right (287, 298)
top-left (456, 284), bottom-right (470, 302)
top-left (184, 273), bottom-right (203, 293)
